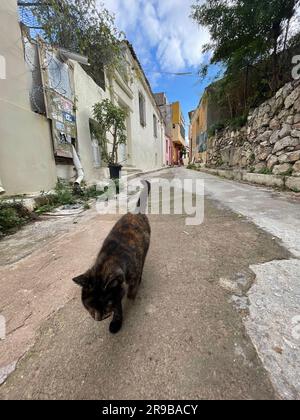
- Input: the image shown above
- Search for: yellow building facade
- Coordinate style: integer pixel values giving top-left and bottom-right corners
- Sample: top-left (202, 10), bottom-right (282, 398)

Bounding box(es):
top-left (171, 102), bottom-right (186, 164)
top-left (189, 94), bottom-right (209, 164)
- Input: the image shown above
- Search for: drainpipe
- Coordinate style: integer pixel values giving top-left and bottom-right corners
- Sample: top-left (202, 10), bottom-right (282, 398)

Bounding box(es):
top-left (0, 175), bottom-right (5, 195)
top-left (71, 145), bottom-right (84, 187)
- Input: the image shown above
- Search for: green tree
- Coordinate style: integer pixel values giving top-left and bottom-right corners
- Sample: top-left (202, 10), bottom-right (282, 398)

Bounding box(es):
top-left (32, 0), bottom-right (124, 86)
top-left (191, 0), bottom-right (300, 95)
top-left (93, 99), bottom-right (128, 166)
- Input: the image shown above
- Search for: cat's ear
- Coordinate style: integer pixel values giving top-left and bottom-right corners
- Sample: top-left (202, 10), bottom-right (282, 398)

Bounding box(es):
top-left (104, 269), bottom-right (125, 290)
top-left (72, 272), bottom-right (90, 288)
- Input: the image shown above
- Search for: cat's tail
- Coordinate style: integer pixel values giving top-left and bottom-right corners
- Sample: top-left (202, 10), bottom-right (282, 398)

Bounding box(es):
top-left (135, 180), bottom-right (151, 214)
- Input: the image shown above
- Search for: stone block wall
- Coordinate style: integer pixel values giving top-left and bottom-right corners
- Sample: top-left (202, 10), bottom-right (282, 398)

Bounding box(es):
top-left (207, 80), bottom-right (300, 176)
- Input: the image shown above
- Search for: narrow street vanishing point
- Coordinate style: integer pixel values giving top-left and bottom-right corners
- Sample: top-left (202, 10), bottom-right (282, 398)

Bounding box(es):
top-left (0, 168), bottom-right (299, 400)
top-left (1, 0), bottom-right (300, 403)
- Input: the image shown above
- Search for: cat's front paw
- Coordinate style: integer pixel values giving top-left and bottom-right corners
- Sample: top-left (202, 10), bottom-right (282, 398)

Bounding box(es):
top-left (109, 320), bottom-right (122, 334)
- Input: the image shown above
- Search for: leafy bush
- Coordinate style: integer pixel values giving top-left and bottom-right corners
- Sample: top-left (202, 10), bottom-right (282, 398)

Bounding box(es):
top-left (258, 168), bottom-right (273, 175)
top-left (35, 181), bottom-right (75, 215)
top-left (208, 122), bottom-right (226, 138)
top-left (249, 153), bottom-right (256, 165)
top-left (34, 204), bottom-right (54, 215)
top-left (228, 115), bottom-right (248, 130)
top-left (1, 180), bottom-right (111, 236)
top-left (93, 99), bottom-right (128, 165)
top-left (187, 163), bottom-right (197, 170)
top-left (291, 187), bottom-right (300, 193)
top-left (55, 180), bottom-right (77, 205)
top-left (35, 181), bottom-right (106, 215)
top-left (0, 202), bottom-right (33, 235)
top-left (216, 158), bottom-right (224, 167)
top-left (281, 168), bottom-right (294, 177)
top-left (82, 185), bottom-right (105, 200)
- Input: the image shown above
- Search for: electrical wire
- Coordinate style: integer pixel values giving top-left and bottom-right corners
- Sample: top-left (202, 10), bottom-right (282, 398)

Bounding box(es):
top-left (146, 70), bottom-right (195, 77)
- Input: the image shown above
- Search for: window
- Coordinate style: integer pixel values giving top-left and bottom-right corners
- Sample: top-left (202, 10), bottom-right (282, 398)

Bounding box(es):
top-left (97, 64), bottom-right (106, 91)
top-left (0, 55), bottom-right (6, 80)
top-left (46, 51), bottom-right (72, 100)
top-left (89, 119), bottom-right (102, 167)
top-left (180, 124), bottom-right (186, 140)
top-left (198, 132), bottom-right (208, 153)
top-left (139, 92), bottom-right (146, 127)
top-left (92, 139), bottom-right (101, 168)
top-left (153, 114), bottom-right (158, 138)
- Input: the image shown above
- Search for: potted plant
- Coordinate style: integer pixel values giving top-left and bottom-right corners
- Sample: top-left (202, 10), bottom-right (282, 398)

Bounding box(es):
top-left (93, 99), bottom-right (128, 179)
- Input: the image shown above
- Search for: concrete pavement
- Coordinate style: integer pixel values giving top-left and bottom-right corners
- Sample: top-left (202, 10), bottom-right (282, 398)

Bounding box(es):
top-left (169, 168), bottom-right (300, 399)
top-left (0, 168), bottom-right (299, 399)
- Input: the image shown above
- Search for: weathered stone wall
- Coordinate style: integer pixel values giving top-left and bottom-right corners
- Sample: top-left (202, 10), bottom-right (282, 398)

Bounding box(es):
top-left (207, 80), bottom-right (300, 176)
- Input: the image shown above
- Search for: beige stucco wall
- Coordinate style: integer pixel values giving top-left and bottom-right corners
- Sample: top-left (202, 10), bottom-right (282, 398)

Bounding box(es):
top-left (0, 4), bottom-right (165, 196)
top-left (73, 62), bottom-right (110, 183)
top-left (0, 101), bottom-right (57, 195)
top-left (0, 0), bottom-right (57, 196)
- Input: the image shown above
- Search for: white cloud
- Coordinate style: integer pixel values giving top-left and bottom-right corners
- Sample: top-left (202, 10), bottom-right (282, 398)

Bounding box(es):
top-left (157, 36), bottom-right (185, 71)
top-left (102, 0), bottom-right (209, 73)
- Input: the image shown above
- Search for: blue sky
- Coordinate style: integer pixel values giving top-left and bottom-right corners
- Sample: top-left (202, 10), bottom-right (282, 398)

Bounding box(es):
top-left (103, 0), bottom-right (220, 131)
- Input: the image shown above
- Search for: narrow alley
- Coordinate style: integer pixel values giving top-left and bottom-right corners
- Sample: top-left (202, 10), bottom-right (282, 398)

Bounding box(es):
top-left (0, 168), bottom-right (299, 400)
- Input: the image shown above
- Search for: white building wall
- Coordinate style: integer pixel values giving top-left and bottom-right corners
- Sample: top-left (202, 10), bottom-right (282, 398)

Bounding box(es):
top-left (72, 62), bottom-right (110, 183)
top-left (110, 47), bottom-right (165, 171)
top-left (110, 73), bottom-right (134, 167)
top-left (130, 75), bottom-right (164, 170)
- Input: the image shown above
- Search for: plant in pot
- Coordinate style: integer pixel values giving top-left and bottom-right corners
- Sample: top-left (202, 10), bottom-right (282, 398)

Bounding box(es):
top-left (93, 99), bottom-right (128, 179)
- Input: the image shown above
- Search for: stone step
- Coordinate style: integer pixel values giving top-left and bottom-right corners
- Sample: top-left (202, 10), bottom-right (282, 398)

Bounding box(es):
top-left (122, 167), bottom-right (143, 174)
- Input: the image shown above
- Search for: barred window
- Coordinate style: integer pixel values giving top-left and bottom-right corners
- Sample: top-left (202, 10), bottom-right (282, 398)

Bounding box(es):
top-left (139, 92), bottom-right (146, 127)
top-left (153, 114), bottom-right (158, 138)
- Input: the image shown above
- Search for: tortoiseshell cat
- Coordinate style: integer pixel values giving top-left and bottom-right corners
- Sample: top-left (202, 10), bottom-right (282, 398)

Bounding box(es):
top-left (73, 180), bottom-right (151, 334)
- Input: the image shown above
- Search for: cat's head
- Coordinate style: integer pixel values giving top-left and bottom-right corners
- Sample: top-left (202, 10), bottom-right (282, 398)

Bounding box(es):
top-left (72, 268), bottom-right (125, 321)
